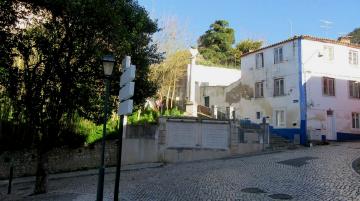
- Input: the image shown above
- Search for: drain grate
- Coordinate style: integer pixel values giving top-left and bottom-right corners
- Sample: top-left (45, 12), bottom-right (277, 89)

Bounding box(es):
top-left (268, 193), bottom-right (293, 200)
top-left (277, 156), bottom-right (318, 167)
top-left (241, 187), bottom-right (266, 194)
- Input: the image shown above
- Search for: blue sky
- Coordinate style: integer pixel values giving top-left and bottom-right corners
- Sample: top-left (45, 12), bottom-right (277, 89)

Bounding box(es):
top-left (138, 0), bottom-right (360, 46)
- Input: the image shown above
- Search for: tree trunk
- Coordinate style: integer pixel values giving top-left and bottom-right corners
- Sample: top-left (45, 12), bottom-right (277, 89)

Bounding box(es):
top-left (157, 93), bottom-right (163, 112)
top-left (137, 109), bottom-right (142, 121)
top-left (170, 78), bottom-right (177, 109)
top-left (165, 85), bottom-right (171, 111)
top-left (34, 148), bottom-right (49, 194)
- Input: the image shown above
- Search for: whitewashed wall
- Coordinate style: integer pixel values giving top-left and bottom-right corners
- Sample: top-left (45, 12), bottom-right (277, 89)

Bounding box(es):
top-left (199, 86), bottom-right (226, 108)
top-left (239, 40), bottom-right (301, 127)
top-left (302, 39), bottom-right (360, 140)
top-left (187, 64), bottom-right (241, 103)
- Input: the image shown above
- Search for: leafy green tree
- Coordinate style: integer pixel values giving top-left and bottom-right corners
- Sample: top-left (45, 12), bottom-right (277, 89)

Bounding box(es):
top-left (0, 0), bottom-right (160, 194)
top-left (234, 39), bottom-right (263, 54)
top-left (198, 20), bottom-right (235, 66)
top-left (0, 0), bottom-right (16, 120)
top-left (233, 39), bottom-right (263, 65)
top-left (348, 28), bottom-right (360, 44)
top-left (197, 20), bottom-right (262, 67)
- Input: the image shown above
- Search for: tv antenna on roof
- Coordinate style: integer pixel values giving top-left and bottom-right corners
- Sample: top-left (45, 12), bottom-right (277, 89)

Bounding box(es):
top-left (320, 20), bottom-right (333, 38)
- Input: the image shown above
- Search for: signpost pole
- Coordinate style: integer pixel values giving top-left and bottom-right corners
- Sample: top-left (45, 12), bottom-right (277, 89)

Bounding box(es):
top-left (114, 56), bottom-right (135, 201)
top-left (114, 115), bottom-right (124, 201)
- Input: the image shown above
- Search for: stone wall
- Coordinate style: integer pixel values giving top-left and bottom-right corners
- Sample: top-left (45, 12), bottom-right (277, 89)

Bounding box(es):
top-left (0, 138), bottom-right (158, 179)
top-left (0, 119), bottom-right (268, 179)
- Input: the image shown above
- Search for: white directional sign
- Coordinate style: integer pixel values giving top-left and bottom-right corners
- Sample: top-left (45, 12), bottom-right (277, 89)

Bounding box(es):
top-left (120, 65), bottom-right (136, 87)
top-left (121, 56), bottom-right (131, 70)
top-left (119, 82), bottom-right (135, 101)
top-left (118, 55), bottom-right (135, 116)
top-left (118, 99), bottom-right (133, 115)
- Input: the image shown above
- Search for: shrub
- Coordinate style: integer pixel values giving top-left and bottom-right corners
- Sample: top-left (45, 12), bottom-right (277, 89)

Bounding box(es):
top-left (127, 108), bottom-right (184, 125)
top-left (127, 108), bottom-right (160, 125)
top-left (163, 108), bottom-right (183, 117)
top-left (74, 114), bottom-right (119, 145)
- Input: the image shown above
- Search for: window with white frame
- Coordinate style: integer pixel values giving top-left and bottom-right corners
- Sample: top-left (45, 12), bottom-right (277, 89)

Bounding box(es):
top-left (323, 77), bottom-right (335, 96)
top-left (274, 78), bottom-right (284, 96)
top-left (352, 112), bottom-right (360, 129)
top-left (274, 110), bottom-right (285, 127)
top-left (274, 47), bottom-right (283, 64)
top-left (323, 46), bottom-right (334, 61)
top-left (349, 50), bottom-right (358, 65)
top-left (255, 52), bottom-right (264, 68)
top-left (255, 81), bottom-right (264, 98)
top-left (349, 81), bottom-right (360, 99)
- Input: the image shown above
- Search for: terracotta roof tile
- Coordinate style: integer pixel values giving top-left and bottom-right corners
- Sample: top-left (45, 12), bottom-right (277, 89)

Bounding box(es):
top-left (241, 35), bottom-right (360, 57)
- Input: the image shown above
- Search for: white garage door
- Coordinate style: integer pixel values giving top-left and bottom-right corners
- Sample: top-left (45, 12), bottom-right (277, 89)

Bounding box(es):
top-left (167, 122), bottom-right (197, 148)
top-left (201, 123), bottom-right (229, 149)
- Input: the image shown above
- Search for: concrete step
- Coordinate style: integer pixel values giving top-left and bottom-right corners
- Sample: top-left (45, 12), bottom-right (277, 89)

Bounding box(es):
top-left (270, 140), bottom-right (290, 143)
top-left (269, 134), bottom-right (295, 150)
top-left (271, 140), bottom-right (290, 143)
top-left (267, 144), bottom-right (299, 151)
top-left (270, 141), bottom-right (290, 145)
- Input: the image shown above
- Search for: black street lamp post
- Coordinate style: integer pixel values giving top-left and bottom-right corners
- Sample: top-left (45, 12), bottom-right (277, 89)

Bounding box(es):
top-left (96, 55), bottom-right (115, 201)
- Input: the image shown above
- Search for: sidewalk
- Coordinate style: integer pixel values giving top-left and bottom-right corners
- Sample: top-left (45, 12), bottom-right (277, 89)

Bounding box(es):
top-left (0, 163), bottom-right (163, 201)
top-left (0, 162), bottom-right (164, 187)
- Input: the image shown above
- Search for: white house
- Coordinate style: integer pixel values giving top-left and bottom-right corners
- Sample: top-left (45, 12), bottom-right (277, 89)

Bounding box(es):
top-left (238, 35), bottom-right (360, 144)
top-left (184, 48), bottom-right (241, 117)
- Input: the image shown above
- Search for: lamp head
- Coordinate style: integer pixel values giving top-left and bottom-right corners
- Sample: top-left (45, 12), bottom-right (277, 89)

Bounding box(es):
top-left (102, 55), bottom-right (115, 76)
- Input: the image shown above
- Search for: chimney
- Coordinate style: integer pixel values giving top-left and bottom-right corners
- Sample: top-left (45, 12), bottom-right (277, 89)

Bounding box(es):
top-left (337, 36), bottom-right (352, 44)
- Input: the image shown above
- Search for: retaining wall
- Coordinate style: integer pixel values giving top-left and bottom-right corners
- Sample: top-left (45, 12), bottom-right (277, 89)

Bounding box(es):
top-left (0, 138), bottom-right (158, 179)
top-left (0, 118), bottom-right (267, 179)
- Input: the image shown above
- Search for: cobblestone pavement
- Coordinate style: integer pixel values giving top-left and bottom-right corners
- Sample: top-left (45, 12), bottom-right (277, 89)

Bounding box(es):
top-left (1, 142), bottom-right (360, 201)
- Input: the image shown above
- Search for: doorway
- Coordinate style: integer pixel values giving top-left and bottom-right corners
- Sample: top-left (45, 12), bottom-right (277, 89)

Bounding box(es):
top-left (326, 109), bottom-right (337, 140)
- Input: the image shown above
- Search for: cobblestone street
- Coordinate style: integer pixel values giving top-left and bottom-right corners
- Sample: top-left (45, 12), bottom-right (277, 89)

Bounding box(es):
top-left (1, 142), bottom-right (360, 201)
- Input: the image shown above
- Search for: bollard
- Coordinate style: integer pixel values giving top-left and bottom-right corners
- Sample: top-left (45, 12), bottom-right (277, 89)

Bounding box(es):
top-left (8, 166), bottom-right (13, 194)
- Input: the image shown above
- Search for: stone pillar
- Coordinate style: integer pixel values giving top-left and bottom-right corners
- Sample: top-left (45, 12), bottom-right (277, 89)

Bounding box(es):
top-left (229, 121), bottom-right (239, 154)
top-left (185, 102), bottom-right (197, 117)
top-left (188, 48), bottom-right (198, 104)
top-left (157, 117), bottom-right (168, 162)
top-left (229, 106), bottom-right (235, 120)
top-left (213, 105), bottom-right (218, 119)
top-left (189, 48), bottom-right (198, 65)
top-left (158, 117), bottom-right (167, 145)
